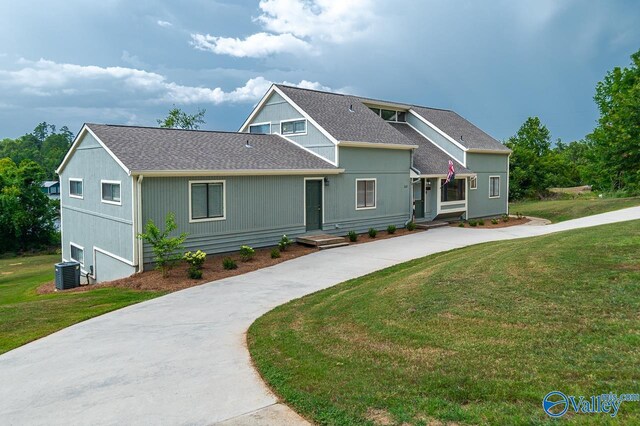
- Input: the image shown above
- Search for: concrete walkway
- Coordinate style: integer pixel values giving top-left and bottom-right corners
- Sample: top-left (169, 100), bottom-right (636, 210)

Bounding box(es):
top-left (1, 207), bottom-right (639, 426)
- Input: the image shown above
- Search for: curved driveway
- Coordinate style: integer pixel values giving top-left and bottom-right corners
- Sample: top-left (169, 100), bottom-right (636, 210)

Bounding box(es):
top-left (1, 207), bottom-right (639, 425)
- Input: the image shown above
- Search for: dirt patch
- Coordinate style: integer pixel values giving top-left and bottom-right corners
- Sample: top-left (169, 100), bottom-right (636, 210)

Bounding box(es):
top-left (365, 408), bottom-right (395, 426)
top-left (450, 216), bottom-right (530, 229)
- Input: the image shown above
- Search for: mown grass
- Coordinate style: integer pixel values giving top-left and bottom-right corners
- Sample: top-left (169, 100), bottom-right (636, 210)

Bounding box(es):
top-left (510, 196), bottom-right (640, 223)
top-left (248, 221), bottom-right (640, 425)
top-left (0, 254), bottom-right (164, 354)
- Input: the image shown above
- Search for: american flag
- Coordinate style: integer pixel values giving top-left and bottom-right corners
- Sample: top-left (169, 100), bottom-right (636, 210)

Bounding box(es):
top-left (444, 160), bottom-right (455, 184)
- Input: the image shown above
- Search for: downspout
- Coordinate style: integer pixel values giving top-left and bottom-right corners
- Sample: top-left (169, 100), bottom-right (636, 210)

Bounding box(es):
top-left (136, 175), bottom-right (144, 272)
top-left (506, 154), bottom-right (511, 215)
top-left (405, 149), bottom-right (416, 226)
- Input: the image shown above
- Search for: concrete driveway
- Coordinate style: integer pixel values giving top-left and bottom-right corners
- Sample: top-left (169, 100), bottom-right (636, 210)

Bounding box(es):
top-left (1, 207), bottom-right (639, 425)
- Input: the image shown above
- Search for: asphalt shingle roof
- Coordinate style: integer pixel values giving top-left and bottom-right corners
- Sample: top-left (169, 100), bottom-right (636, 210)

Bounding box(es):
top-left (86, 124), bottom-right (337, 172)
top-left (389, 123), bottom-right (473, 176)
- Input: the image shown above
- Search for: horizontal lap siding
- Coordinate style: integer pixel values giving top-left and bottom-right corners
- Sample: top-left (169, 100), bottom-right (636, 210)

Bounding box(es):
top-left (141, 175), bottom-right (306, 263)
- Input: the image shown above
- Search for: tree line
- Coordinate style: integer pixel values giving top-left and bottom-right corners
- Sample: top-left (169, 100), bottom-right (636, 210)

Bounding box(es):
top-left (507, 48), bottom-right (640, 199)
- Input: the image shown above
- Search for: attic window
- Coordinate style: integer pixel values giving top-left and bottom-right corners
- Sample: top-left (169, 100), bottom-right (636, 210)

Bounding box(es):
top-left (249, 123), bottom-right (271, 134)
top-left (281, 119), bottom-right (306, 135)
top-left (369, 107), bottom-right (406, 122)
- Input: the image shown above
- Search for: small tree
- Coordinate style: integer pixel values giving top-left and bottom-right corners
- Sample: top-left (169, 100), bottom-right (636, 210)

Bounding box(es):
top-left (157, 106), bottom-right (206, 130)
top-left (137, 212), bottom-right (187, 277)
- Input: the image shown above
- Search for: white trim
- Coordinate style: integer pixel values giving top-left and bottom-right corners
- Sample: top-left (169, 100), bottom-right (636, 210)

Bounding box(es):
top-left (57, 124), bottom-right (131, 175)
top-left (338, 141), bottom-right (417, 150)
top-left (130, 169), bottom-right (344, 177)
top-left (188, 180), bottom-right (226, 223)
top-left (68, 177), bottom-right (84, 199)
top-left (407, 109), bottom-right (468, 152)
top-left (405, 121), bottom-right (467, 168)
top-left (100, 179), bottom-right (122, 206)
top-left (470, 176), bottom-right (478, 190)
top-left (69, 242), bottom-right (85, 267)
top-left (131, 176), bottom-right (137, 269)
top-left (276, 134), bottom-right (338, 167)
top-left (248, 121), bottom-right (272, 134)
top-left (136, 175), bottom-right (144, 272)
top-left (238, 85), bottom-right (278, 132)
top-left (489, 175), bottom-right (501, 199)
top-left (466, 148), bottom-right (511, 154)
top-left (355, 178), bottom-right (377, 210)
top-left (92, 246), bottom-right (136, 281)
top-left (506, 155), bottom-right (511, 214)
top-left (279, 118), bottom-right (307, 136)
top-left (303, 177), bottom-right (325, 230)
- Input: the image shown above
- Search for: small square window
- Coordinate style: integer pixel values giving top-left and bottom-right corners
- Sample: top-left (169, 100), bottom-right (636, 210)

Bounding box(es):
top-left (69, 179), bottom-right (83, 198)
top-left (102, 181), bottom-right (121, 204)
top-left (190, 181), bottom-right (225, 221)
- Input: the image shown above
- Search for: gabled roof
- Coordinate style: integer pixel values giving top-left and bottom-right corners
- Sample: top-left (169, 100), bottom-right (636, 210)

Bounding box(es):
top-left (60, 124), bottom-right (339, 175)
top-left (389, 123), bottom-right (473, 176)
top-left (274, 84), bottom-right (509, 153)
top-left (42, 181), bottom-right (59, 188)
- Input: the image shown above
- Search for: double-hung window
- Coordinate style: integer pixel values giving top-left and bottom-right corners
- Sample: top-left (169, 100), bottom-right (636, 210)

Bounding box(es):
top-left (69, 178), bottom-right (83, 199)
top-left (356, 179), bottom-right (376, 209)
top-left (281, 119), bottom-right (306, 135)
top-left (190, 181), bottom-right (225, 221)
top-left (489, 176), bottom-right (500, 198)
top-left (101, 181), bottom-right (121, 205)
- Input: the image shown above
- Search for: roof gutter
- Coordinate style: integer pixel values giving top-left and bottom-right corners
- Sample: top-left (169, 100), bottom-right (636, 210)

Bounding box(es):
top-left (338, 141), bottom-right (418, 150)
top-left (129, 168), bottom-right (345, 177)
top-left (466, 148), bottom-right (512, 154)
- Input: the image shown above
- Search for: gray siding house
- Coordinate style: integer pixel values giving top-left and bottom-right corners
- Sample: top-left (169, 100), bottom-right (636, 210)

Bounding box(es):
top-left (57, 84), bottom-right (510, 282)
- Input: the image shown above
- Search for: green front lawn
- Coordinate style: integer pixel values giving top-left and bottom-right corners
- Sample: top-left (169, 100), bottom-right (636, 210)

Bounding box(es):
top-left (0, 254), bottom-right (164, 354)
top-left (248, 221), bottom-right (640, 425)
top-left (510, 196), bottom-right (640, 223)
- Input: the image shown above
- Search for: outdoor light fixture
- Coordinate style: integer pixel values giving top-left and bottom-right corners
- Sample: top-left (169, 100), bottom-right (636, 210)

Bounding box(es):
top-left (324, 177), bottom-right (330, 186)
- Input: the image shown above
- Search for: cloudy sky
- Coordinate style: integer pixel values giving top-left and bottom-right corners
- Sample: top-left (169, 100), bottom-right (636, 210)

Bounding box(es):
top-left (0, 0), bottom-right (638, 142)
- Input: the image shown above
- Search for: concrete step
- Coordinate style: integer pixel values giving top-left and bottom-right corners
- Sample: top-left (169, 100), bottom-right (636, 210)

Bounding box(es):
top-left (297, 234), bottom-right (346, 247)
top-left (415, 220), bottom-right (449, 230)
top-left (318, 242), bottom-right (350, 250)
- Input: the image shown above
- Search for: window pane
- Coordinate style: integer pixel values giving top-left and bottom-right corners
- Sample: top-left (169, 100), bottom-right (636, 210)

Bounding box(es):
top-left (441, 179), bottom-right (465, 202)
top-left (102, 183), bottom-right (110, 200)
top-left (369, 107), bottom-right (381, 116)
top-left (70, 180), bottom-right (82, 196)
top-left (208, 183), bottom-right (223, 218)
top-left (191, 184), bottom-right (207, 219)
top-left (294, 120), bottom-right (306, 133)
top-left (281, 121), bottom-right (294, 134)
top-left (71, 245), bottom-right (83, 264)
top-left (381, 109), bottom-right (397, 121)
top-left (357, 181), bottom-right (366, 208)
top-left (112, 184), bottom-right (121, 202)
top-left (397, 111), bottom-right (406, 122)
top-left (249, 123), bottom-right (270, 134)
top-left (366, 181), bottom-right (375, 207)
top-left (490, 177), bottom-right (500, 197)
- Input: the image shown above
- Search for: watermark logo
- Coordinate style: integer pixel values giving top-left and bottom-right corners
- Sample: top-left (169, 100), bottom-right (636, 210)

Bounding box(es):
top-left (543, 391), bottom-right (639, 418)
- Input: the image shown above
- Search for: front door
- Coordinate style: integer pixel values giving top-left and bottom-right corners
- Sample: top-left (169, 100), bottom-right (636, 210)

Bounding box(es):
top-left (414, 179), bottom-right (425, 219)
top-left (305, 180), bottom-right (322, 231)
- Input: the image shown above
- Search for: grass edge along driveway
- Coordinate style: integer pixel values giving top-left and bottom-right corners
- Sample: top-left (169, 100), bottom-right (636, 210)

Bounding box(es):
top-left (248, 221), bottom-right (640, 425)
top-left (510, 196), bottom-right (640, 223)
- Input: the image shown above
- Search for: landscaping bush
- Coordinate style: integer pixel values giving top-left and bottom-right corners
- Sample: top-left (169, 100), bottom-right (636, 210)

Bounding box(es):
top-left (458, 222), bottom-right (465, 227)
top-left (406, 221), bottom-right (416, 231)
top-left (491, 218), bottom-right (499, 225)
top-left (478, 219), bottom-right (485, 226)
top-left (278, 234), bottom-right (292, 251)
top-left (368, 228), bottom-right (377, 238)
top-left (502, 214), bottom-right (510, 222)
top-left (183, 250), bottom-right (206, 270)
top-left (222, 257), bottom-right (237, 270)
top-left (387, 225), bottom-right (397, 234)
top-left (239, 245), bottom-right (255, 262)
top-left (347, 230), bottom-right (358, 242)
top-left (469, 220), bottom-right (478, 227)
top-left (187, 267), bottom-right (203, 280)
top-left (270, 248), bottom-right (281, 259)
top-left (137, 212), bottom-right (188, 278)
top-left (516, 212), bottom-right (524, 219)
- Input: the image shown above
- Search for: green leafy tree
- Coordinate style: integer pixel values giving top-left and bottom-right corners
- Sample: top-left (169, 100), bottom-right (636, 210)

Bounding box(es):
top-left (157, 106), bottom-right (206, 130)
top-left (587, 48), bottom-right (640, 192)
top-left (0, 158), bottom-right (57, 252)
top-left (137, 212), bottom-right (188, 277)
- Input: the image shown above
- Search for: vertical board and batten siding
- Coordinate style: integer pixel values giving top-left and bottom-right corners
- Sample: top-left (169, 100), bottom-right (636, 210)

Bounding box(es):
top-left (466, 153), bottom-right (509, 218)
top-left (406, 113), bottom-right (466, 165)
top-left (321, 147), bottom-right (411, 233)
top-left (59, 132), bottom-right (135, 281)
top-left (248, 92), bottom-right (336, 163)
top-left (141, 175), bottom-right (307, 263)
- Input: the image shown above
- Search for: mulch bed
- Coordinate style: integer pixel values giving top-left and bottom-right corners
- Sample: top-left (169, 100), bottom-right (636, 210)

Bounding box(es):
top-left (37, 227), bottom-right (426, 294)
top-left (451, 216), bottom-right (531, 229)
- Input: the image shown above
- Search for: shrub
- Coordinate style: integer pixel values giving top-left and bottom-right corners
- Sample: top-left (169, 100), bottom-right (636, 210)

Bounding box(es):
top-left (347, 230), bottom-right (358, 242)
top-left (502, 214), bottom-right (510, 222)
top-left (478, 219), bottom-right (485, 226)
top-left (137, 212), bottom-right (188, 278)
top-left (270, 248), bottom-right (281, 259)
top-left (491, 218), bottom-right (499, 225)
top-left (278, 234), bottom-right (293, 251)
top-left (368, 228), bottom-right (377, 238)
top-left (239, 245), bottom-right (255, 262)
top-left (187, 267), bottom-right (202, 280)
top-left (458, 222), bottom-right (465, 227)
top-left (406, 221), bottom-right (416, 231)
top-left (222, 257), bottom-right (237, 270)
top-left (516, 212), bottom-right (524, 219)
top-left (387, 225), bottom-right (397, 234)
top-left (183, 250), bottom-right (206, 270)
top-left (469, 220), bottom-right (478, 227)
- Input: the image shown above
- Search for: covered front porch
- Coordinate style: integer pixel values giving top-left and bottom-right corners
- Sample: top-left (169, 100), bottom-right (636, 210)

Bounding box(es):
top-left (412, 175), bottom-right (472, 222)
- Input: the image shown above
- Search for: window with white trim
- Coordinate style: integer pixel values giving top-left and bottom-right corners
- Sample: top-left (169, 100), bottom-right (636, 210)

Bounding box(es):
top-left (470, 176), bottom-right (477, 190)
top-left (281, 119), bottom-right (306, 135)
top-left (368, 107), bottom-right (406, 122)
top-left (101, 181), bottom-right (121, 204)
top-left (490, 176), bottom-right (500, 198)
top-left (70, 243), bottom-right (84, 265)
top-left (69, 179), bottom-right (83, 198)
top-left (190, 181), bottom-right (225, 221)
top-left (441, 178), bottom-right (465, 202)
top-left (249, 123), bottom-right (271, 134)
top-left (356, 179), bottom-right (376, 209)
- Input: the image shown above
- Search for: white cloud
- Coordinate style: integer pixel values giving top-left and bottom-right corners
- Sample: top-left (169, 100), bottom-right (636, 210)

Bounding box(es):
top-left (157, 20), bottom-right (173, 28)
top-left (121, 50), bottom-right (147, 69)
top-left (190, 0), bottom-right (376, 58)
top-left (190, 32), bottom-right (311, 58)
top-left (0, 58), bottom-right (333, 105)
